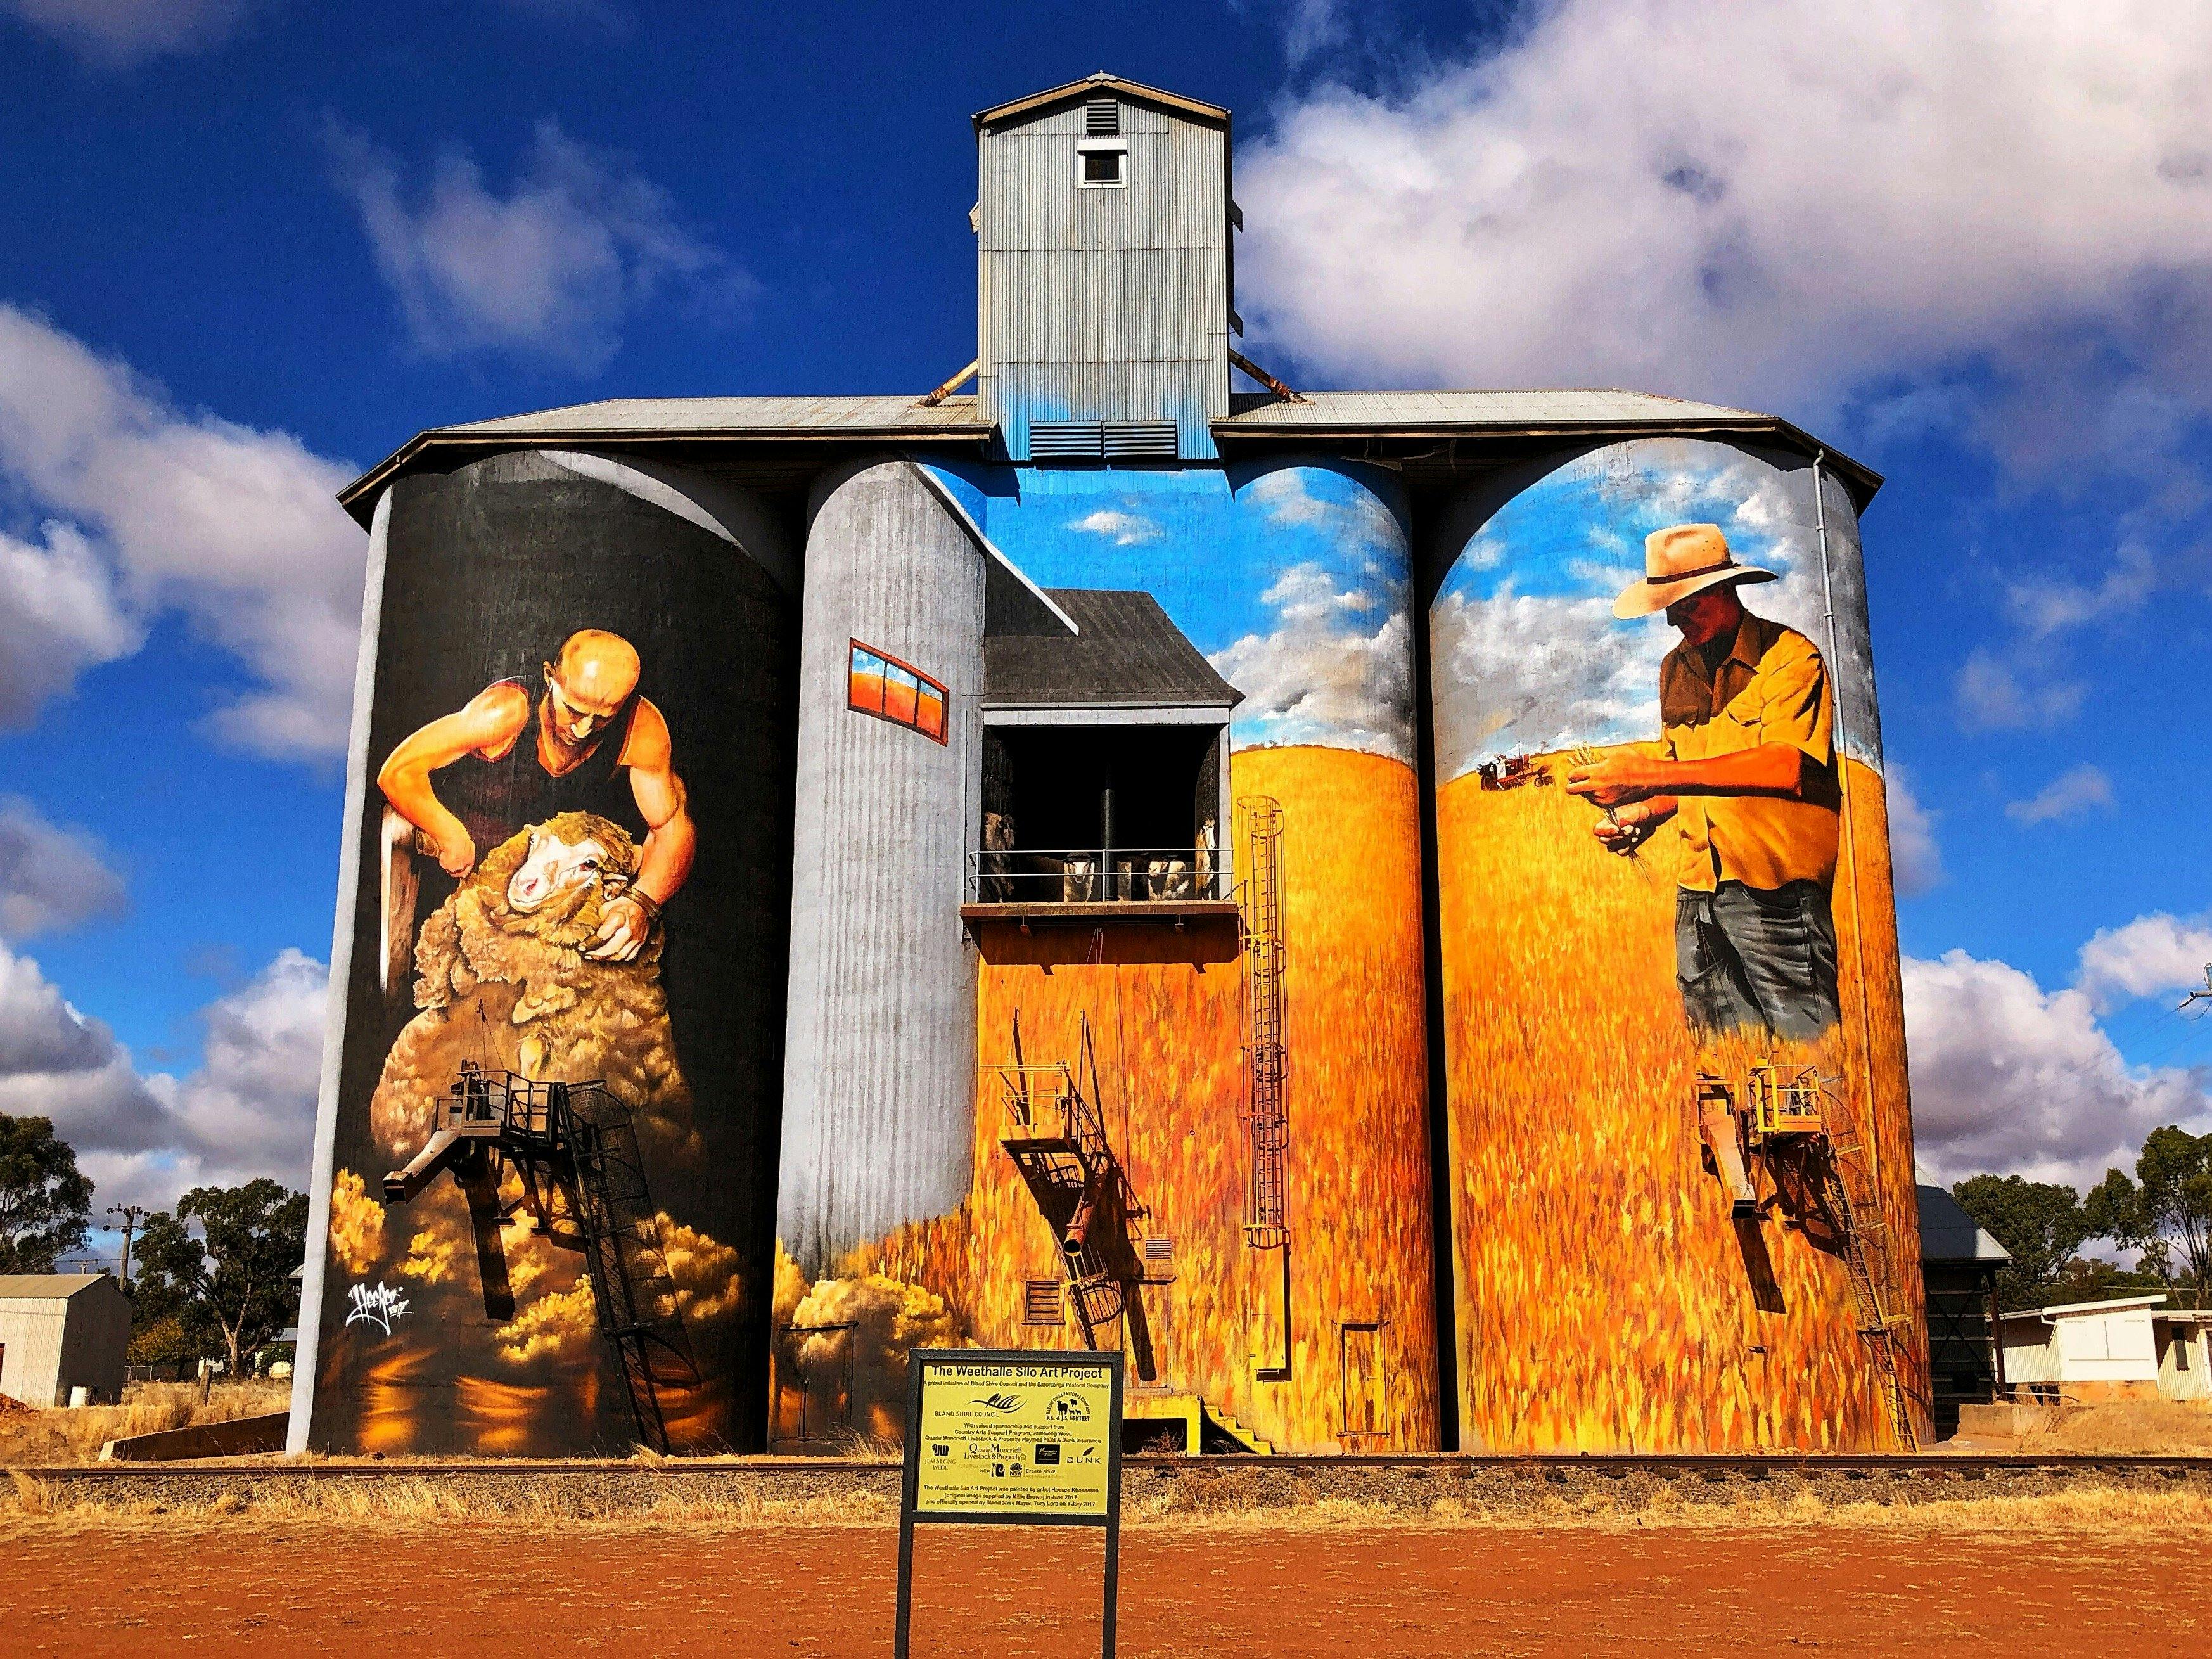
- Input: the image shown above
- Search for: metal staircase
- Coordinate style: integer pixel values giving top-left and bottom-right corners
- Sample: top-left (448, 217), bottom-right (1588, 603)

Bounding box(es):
top-left (383, 1062), bottom-right (701, 1453)
top-left (1238, 797), bottom-right (1289, 1251)
top-left (994, 1013), bottom-right (1154, 1365)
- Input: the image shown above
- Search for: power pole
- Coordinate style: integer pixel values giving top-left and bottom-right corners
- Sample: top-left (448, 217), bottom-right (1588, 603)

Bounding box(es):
top-left (106, 1203), bottom-right (150, 1289)
top-left (2184, 965), bottom-right (2212, 1018)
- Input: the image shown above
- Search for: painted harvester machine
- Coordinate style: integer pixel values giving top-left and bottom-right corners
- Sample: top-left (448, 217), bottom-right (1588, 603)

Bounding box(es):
top-left (1694, 1063), bottom-right (1919, 1448)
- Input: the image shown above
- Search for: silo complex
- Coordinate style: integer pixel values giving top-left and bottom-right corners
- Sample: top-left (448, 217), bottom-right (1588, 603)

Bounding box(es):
top-left (1427, 437), bottom-right (1929, 1451)
top-left (298, 73), bottom-right (1926, 1459)
top-left (298, 449), bottom-right (796, 1455)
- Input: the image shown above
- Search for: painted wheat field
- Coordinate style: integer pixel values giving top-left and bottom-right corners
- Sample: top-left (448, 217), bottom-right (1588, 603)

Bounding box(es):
top-left (1438, 753), bottom-right (1929, 1452)
top-left (780, 745), bottom-right (1440, 1454)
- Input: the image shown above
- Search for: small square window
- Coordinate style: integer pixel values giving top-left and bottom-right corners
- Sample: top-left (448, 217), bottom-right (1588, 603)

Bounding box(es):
top-left (1077, 140), bottom-right (1126, 189)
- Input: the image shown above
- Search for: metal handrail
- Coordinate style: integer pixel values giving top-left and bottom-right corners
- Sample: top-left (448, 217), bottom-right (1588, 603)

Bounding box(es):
top-left (966, 843), bottom-right (1231, 903)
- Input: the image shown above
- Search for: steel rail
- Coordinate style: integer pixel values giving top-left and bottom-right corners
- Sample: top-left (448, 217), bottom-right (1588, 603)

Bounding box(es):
top-left (20, 1451), bottom-right (2212, 1481)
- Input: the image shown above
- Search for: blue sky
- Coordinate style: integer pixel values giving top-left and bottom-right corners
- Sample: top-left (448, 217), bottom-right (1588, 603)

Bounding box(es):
top-left (1, 0), bottom-right (2208, 1240)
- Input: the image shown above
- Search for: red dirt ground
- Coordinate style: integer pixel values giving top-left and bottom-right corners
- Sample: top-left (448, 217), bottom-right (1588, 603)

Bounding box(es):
top-left (3, 1523), bottom-right (2202, 1656)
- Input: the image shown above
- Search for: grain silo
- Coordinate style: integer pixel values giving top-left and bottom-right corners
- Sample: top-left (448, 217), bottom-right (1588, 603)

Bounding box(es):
top-left (294, 72), bottom-right (1928, 1461)
top-left (293, 448), bottom-right (797, 1456)
top-left (1425, 436), bottom-right (1929, 1451)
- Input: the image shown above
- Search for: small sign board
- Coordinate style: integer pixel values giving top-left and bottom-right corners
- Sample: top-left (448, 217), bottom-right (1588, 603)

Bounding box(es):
top-left (895, 1349), bottom-right (1123, 1656)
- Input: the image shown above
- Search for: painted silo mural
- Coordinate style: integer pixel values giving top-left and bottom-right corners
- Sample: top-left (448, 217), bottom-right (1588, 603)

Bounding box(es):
top-left (1428, 436), bottom-right (1929, 1451)
top-left (307, 450), bottom-right (795, 1456)
top-left (772, 458), bottom-right (1440, 1454)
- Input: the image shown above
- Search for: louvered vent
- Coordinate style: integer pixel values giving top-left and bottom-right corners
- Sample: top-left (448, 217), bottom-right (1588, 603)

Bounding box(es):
top-left (1030, 420), bottom-right (1105, 459)
top-left (1023, 1279), bottom-right (1065, 1325)
top-left (1142, 1235), bottom-right (1177, 1280)
top-left (1103, 421), bottom-right (1177, 459)
top-left (1085, 97), bottom-right (1120, 136)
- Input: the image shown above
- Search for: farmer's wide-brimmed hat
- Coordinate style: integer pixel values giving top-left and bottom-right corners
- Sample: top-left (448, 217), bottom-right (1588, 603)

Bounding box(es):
top-left (1612, 523), bottom-right (1778, 619)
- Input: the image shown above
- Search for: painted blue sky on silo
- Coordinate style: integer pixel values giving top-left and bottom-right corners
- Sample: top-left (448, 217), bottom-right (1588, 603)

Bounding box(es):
top-left (1430, 438), bottom-right (1881, 783)
top-left (926, 459), bottom-right (1416, 762)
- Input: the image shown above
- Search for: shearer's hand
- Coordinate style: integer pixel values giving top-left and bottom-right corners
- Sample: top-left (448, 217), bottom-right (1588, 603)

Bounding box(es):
top-left (435, 828), bottom-right (477, 878)
top-left (1565, 753), bottom-right (1663, 809)
top-left (586, 894), bottom-right (652, 961)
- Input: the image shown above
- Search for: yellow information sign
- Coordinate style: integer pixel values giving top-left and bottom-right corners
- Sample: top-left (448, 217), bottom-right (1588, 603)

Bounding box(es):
top-left (911, 1355), bottom-right (1118, 1520)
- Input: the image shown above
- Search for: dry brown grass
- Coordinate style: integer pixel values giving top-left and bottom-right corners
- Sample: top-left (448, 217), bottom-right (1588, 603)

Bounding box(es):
top-left (1128, 1484), bottom-right (2212, 1535)
top-left (8, 1473), bottom-right (2209, 1538)
top-left (0, 1471), bottom-right (898, 1531)
top-left (0, 1381), bottom-right (289, 1468)
top-left (2017, 1400), bottom-right (2212, 1456)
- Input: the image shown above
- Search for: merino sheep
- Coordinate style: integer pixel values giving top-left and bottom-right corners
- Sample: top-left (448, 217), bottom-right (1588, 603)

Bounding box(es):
top-left (367, 810), bottom-right (697, 1170)
top-left (1061, 854), bottom-right (1097, 904)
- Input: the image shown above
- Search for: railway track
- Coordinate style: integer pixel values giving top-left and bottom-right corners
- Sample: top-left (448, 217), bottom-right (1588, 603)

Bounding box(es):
top-left (17, 1449), bottom-right (2212, 1502)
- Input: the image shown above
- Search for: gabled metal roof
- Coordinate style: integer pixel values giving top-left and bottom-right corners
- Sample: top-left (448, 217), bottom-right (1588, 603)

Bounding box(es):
top-left (0, 1272), bottom-right (120, 1299)
top-left (1216, 388), bottom-right (1882, 504)
top-left (337, 396), bottom-right (993, 519)
top-left (1915, 1185), bottom-right (2011, 1266)
top-left (975, 72), bottom-right (1228, 131)
top-left (336, 386), bottom-right (1881, 522)
top-left (985, 589), bottom-right (1240, 708)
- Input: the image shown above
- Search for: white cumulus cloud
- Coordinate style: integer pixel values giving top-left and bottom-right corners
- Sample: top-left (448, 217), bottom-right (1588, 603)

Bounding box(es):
top-left (0, 797), bottom-right (125, 940)
top-left (324, 116), bottom-right (751, 371)
top-left (0, 940), bottom-right (326, 1211)
top-left (1, 0), bottom-right (269, 66)
top-left (1242, 0), bottom-right (2212, 475)
top-left (2077, 912), bottom-right (2212, 1012)
top-left (1883, 764), bottom-right (1943, 897)
top-left (0, 305), bottom-right (364, 757)
top-left (1903, 947), bottom-right (2211, 1189)
top-left (2005, 763), bottom-right (2114, 826)
top-left (0, 521), bottom-right (141, 726)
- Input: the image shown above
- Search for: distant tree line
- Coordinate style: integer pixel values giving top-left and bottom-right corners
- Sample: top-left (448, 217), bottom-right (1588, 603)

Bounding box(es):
top-left (0, 1110), bottom-right (306, 1377)
top-left (1954, 1125), bottom-right (2212, 1311)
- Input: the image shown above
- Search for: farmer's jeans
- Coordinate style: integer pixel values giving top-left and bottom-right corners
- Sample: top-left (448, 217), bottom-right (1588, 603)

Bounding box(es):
top-left (1675, 880), bottom-right (1841, 1042)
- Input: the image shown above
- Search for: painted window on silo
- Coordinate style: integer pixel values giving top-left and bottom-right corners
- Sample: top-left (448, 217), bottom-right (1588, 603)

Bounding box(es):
top-left (847, 640), bottom-right (947, 742)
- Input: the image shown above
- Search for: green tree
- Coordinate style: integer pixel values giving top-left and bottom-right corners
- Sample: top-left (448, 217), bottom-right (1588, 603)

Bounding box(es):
top-left (135, 1180), bottom-right (308, 1380)
top-left (0, 1112), bottom-right (94, 1273)
top-left (2085, 1127), bottom-right (2212, 1291)
top-left (1952, 1174), bottom-right (2091, 1310)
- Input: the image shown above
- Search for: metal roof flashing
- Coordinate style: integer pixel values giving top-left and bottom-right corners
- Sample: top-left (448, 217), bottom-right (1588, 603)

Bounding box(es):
top-left (974, 72), bottom-right (1229, 131)
top-left (336, 388), bottom-right (1881, 526)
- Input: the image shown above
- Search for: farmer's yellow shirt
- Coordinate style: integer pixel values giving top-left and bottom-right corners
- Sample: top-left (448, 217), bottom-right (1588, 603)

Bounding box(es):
top-left (1659, 612), bottom-right (1840, 893)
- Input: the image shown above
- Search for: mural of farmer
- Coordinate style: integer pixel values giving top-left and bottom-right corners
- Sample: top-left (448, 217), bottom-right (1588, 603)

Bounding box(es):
top-left (1564, 525), bottom-right (1841, 1041)
top-left (376, 627), bottom-right (696, 963)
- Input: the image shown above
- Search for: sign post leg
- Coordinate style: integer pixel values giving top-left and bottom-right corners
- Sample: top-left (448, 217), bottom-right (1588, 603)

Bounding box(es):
top-left (1101, 1509), bottom-right (1119, 1658)
top-left (894, 1509), bottom-right (916, 1659)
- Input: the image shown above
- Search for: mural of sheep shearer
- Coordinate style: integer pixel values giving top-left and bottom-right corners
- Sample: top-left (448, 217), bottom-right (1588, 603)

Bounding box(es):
top-left (304, 453), bottom-right (798, 1457)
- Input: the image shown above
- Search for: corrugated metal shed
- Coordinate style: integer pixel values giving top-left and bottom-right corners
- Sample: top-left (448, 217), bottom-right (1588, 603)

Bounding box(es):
top-left (985, 589), bottom-right (1241, 707)
top-left (0, 1274), bottom-right (116, 1298)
